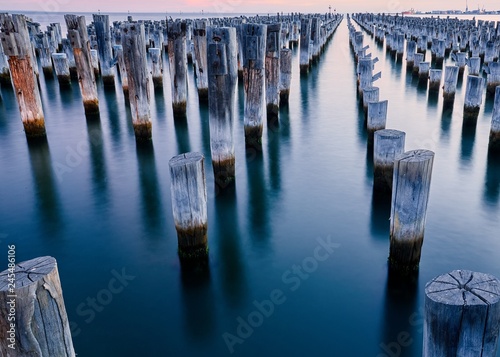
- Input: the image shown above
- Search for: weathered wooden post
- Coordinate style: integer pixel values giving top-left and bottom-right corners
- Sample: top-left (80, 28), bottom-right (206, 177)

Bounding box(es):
top-left (373, 129), bottom-right (406, 193)
top-left (455, 51), bottom-right (467, 76)
top-left (167, 20), bottom-right (188, 118)
top-left (0, 256), bottom-right (76, 356)
top-left (362, 86), bottom-right (379, 113)
top-left (412, 53), bottom-right (425, 76)
top-left (121, 22), bottom-right (152, 141)
top-left (464, 75), bottom-right (485, 122)
top-left (418, 62), bottom-right (430, 83)
top-left (51, 53), bottom-right (71, 86)
top-left (148, 47), bottom-right (163, 88)
top-left (486, 62), bottom-right (500, 96)
top-left (192, 20), bottom-right (208, 101)
top-left (169, 152), bottom-right (209, 264)
top-left (429, 69), bottom-right (442, 92)
top-left (468, 56), bottom-right (481, 76)
top-left (406, 40), bottom-right (416, 69)
top-left (241, 23), bottom-right (267, 146)
top-left (389, 149), bottom-right (435, 273)
top-left (299, 18), bottom-right (311, 74)
top-left (0, 13), bottom-right (46, 138)
top-left (279, 48), bottom-right (292, 104)
top-left (424, 270), bottom-right (500, 357)
top-left (0, 43), bottom-right (10, 84)
top-left (61, 38), bottom-right (77, 78)
top-left (112, 44), bottom-right (128, 96)
top-left (395, 33), bottom-right (405, 61)
top-left (443, 65), bottom-right (459, 105)
top-left (207, 26), bottom-right (238, 189)
top-left (36, 33), bottom-right (53, 77)
top-left (489, 86), bottom-right (500, 152)
top-left (65, 14), bottom-right (99, 116)
top-left (435, 39), bottom-right (445, 66)
top-left (265, 23), bottom-right (281, 121)
top-left (92, 14), bottom-right (115, 86)
top-left (357, 57), bottom-right (373, 96)
top-left (367, 100), bottom-right (388, 140)
top-left (90, 49), bottom-right (99, 77)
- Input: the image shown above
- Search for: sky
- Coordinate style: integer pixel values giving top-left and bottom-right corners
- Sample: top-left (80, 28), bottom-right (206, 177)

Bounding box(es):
top-left (1, 0), bottom-right (500, 14)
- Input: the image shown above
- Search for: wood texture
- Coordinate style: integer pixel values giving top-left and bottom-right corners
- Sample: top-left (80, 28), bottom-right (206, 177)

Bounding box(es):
top-left (192, 20), bottom-right (208, 101)
top-left (51, 53), bottom-right (71, 86)
top-left (489, 86), bottom-right (500, 152)
top-left (464, 75), bottom-right (484, 122)
top-left (424, 270), bottom-right (500, 357)
top-left (167, 20), bottom-right (188, 118)
top-left (373, 129), bottom-right (406, 193)
top-left (148, 47), bottom-right (163, 88)
top-left (279, 48), bottom-right (292, 104)
top-left (92, 14), bottom-right (115, 86)
top-left (443, 65), bottom-right (459, 102)
top-left (0, 256), bottom-right (75, 356)
top-left (265, 23), bottom-right (281, 120)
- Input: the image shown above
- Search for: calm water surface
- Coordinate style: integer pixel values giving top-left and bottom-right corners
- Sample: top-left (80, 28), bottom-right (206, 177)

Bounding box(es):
top-left (0, 12), bottom-right (500, 357)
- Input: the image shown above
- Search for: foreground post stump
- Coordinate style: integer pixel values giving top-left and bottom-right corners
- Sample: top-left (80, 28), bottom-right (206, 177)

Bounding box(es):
top-left (373, 129), bottom-right (406, 193)
top-left (389, 149), bottom-right (435, 274)
top-left (464, 75), bottom-right (485, 122)
top-left (207, 26), bottom-right (238, 189)
top-left (121, 22), bottom-right (152, 141)
top-left (0, 256), bottom-right (76, 356)
top-left (489, 86), bottom-right (500, 152)
top-left (65, 14), bottom-right (99, 116)
top-left (241, 23), bottom-right (267, 147)
top-left (279, 48), bottom-right (292, 104)
top-left (424, 270), bottom-right (500, 357)
top-left (0, 14), bottom-right (46, 138)
top-left (167, 20), bottom-right (188, 118)
top-left (169, 152), bottom-right (208, 264)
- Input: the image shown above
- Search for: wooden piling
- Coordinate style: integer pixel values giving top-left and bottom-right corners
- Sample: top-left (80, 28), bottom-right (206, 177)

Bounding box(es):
top-left (464, 75), bottom-right (485, 122)
top-left (121, 22), bottom-right (152, 141)
top-left (279, 48), bottom-right (292, 104)
top-left (90, 49), bottom-right (99, 77)
top-left (367, 100), bottom-right (387, 140)
top-left (389, 149), bottom-right (435, 273)
top-left (373, 129), bottom-right (406, 193)
top-left (51, 53), bottom-right (71, 86)
top-left (362, 86), bottom-right (379, 113)
top-left (61, 38), bottom-right (77, 78)
top-left (406, 40), bottom-right (416, 69)
top-left (0, 42), bottom-right (10, 84)
top-left (443, 65), bottom-right (459, 104)
top-left (468, 56), bottom-right (481, 76)
top-left (424, 270), bottom-right (500, 357)
top-left (241, 23), bottom-right (267, 146)
top-left (36, 33), bottom-right (53, 77)
top-left (167, 20), bottom-right (188, 118)
top-left (486, 62), bottom-right (500, 96)
top-left (265, 23), bottom-right (281, 121)
top-left (0, 256), bottom-right (76, 356)
top-left (148, 47), bottom-right (163, 88)
top-left (429, 69), bottom-right (442, 92)
top-left (207, 26), bottom-right (238, 189)
top-left (192, 20), bottom-right (208, 101)
top-left (455, 51), bottom-right (467, 76)
top-left (357, 57), bottom-right (373, 96)
top-left (489, 86), bottom-right (500, 152)
top-left (65, 14), bottom-right (99, 116)
top-left (169, 152), bottom-right (208, 263)
top-left (412, 53), bottom-right (424, 76)
top-left (92, 14), bottom-right (115, 86)
top-left (418, 62), bottom-right (430, 82)
top-left (299, 18), bottom-right (311, 74)
top-left (112, 44), bottom-right (128, 96)
top-left (0, 13), bottom-right (46, 138)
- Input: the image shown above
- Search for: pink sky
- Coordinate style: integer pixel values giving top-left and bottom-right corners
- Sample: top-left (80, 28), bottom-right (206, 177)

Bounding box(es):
top-left (2, 0), bottom-right (500, 14)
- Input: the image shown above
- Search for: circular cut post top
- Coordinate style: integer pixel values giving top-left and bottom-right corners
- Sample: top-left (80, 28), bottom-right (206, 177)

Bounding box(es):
top-left (169, 152), bottom-right (205, 168)
top-left (397, 149), bottom-right (435, 163)
top-left (0, 256), bottom-right (56, 291)
top-left (426, 270), bottom-right (500, 306)
top-left (375, 129), bottom-right (406, 139)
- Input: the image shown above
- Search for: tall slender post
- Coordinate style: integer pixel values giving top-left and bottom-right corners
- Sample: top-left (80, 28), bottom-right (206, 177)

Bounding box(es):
top-left (167, 20), bottom-right (188, 118)
top-left (241, 23), bottom-right (267, 146)
top-left (65, 14), bottom-right (99, 116)
top-left (489, 86), bottom-right (500, 152)
top-left (373, 129), bottom-right (406, 193)
top-left (92, 14), bottom-right (115, 86)
top-left (0, 39), bottom-right (11, 84)
top-left (279, 48), bottom-right (292, 104)
top-left (0, 256), bottom-right (76, 356)
top-left (424, 270), bottom-right (500, 357)
top-left (169, 152), bottom-right (209, 264)
top-left (148, 47), bottom-right (163, 89)
top-left (36, 33), bottom-right (53, 77)
top-left (113, 44), bottom-right (128, 96)
top-left (61, 38), bottom-right (77, 78)
top-left (121, 22), bottom-right (152, 141)
top-left (265, 23), bottom-right (281, 121)
top-left (389, 149), bottom-right (435, 273)
top-left (406, 40), bottom-right (416, 69)
top-left (207, 26), bottom-right (238, 189)
top-left (0, 14), bottom-right (46, 138)
top-left (192, 20), bottom-right (208, 101)
top-left (299, 18), bottom-right (311, 74)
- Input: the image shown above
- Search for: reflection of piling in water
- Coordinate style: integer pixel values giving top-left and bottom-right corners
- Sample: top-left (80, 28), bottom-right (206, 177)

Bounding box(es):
top-left (279, 48), bottom-right (292, 104)
top-left (207, 26), bottom-right (238, 190)
top-left (0, 14), bottom-right (46, 138)
top-left (389, 150), bottom-right (434, 274)
top-left (65, 14), bottom-right (100, 116)
top-left (167, 20), bottom-right (188, 118)
top-left (169, 152), bottom-right (208, 266)
top-left (424, 270), bottom-right (500, 357)
top-left (489, 86), bottom-right (500, 152)
top-left (0, 256), bottom-right (76, 357)
top-left (428, 69), bottom-right (442, 92)
top-left (443, 66), bottom-right (459, 105)
top-left (463, 75), bottom-right (484, 123)
top-left (373, 129), bottom-right (405, 194)
top-left (52, 53), bottom-right (71, 87)
top-left (121, 22), bottom-right (152, 141)
top-left (241, 23), bottom-right (267, 147)
top-left (367, 100), bottom-right (387, 142)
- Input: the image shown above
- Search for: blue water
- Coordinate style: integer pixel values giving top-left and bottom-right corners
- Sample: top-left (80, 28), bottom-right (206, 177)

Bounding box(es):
top-left (1, 13), bottom-right (500, 356)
